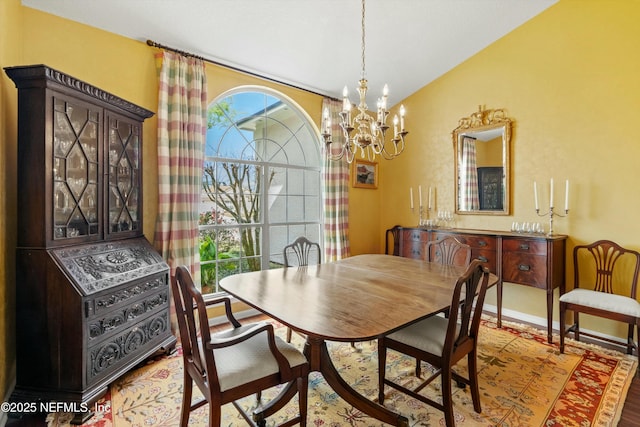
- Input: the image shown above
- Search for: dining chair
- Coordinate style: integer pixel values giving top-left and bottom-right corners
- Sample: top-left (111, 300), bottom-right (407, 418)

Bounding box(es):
top-left (417, 235), bottom-right (473, 376)
top-left (172, 266), bottom-right (309, 427)
top-left (378, 259), bottom-right (491, 427)
top-left (385, 225), bottom-right (402, 256)
top-left (426, 235), bottom-right (472, 268)
top-left (283, 236), bottom-right (321, 343)
top-left (559, 240), bottom-right (640, 357)
top-left (283, 236), bottom-right (321, 268)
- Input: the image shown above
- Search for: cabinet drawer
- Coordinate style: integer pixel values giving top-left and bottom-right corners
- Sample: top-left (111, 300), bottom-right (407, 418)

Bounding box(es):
top-left (401, 229), bottom-right (428, 259)
top-left (503, 238), bottom-right (547, 255)
top-left (86, 274), bottom-right (168, 318)
top-left (401, 241), bottom-right (425, 259)
top-left (502, 252), bottom-right (548, 287)
top-left (436, 233), bottom-right (497, 250)
top-left (87, 310), bottom-right (170, 384)
top-left (472, 249), bottom-right (497, 274)
top-left (87, 288), bottom-right (169, 342)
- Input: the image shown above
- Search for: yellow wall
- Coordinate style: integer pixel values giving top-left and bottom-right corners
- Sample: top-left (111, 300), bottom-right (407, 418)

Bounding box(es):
top-left (0, 0), bottom-right (327, 406)
top-left (0, 0), bottom-right (22, 410)
top-left (2, 0), bottom-right (639, 407)
top-left (381, 0), bottom-right (640, 337)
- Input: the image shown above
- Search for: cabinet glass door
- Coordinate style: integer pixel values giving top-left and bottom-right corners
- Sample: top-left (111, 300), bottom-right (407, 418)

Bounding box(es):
top-left (107, 114), bottom-right (141, 236)
top-left (53, 97), bottom-right (100, 239)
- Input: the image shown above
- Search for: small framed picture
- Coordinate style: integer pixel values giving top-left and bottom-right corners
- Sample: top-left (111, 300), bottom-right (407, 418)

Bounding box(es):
top-left (352, 159), bottom-right (378, 189)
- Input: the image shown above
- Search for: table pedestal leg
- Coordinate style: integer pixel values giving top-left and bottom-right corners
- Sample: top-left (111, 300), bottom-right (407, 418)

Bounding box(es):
top-left (305, 337), bottom-right (409, 427)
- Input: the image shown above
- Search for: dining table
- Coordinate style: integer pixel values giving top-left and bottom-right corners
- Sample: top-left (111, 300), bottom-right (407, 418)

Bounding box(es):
top-left (220, 253), bottom-right (498, 426)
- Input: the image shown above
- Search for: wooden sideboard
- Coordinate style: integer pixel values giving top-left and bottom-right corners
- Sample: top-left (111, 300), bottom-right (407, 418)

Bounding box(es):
top-left (395, 227), bottom-right (567, 343)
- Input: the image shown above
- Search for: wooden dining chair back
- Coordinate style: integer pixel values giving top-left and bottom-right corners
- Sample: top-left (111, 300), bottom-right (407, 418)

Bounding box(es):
top-left (426, 235), bottom-right (472, 268)
top-left (172, 266), bottom-right (309, 427)
top-left (378, 259), bottom-right (491, 427)
top-left (385, 225), bottom-right (402, 256)
top-left (559, 240), bottom-right (640, 356)
top-left (283, 236), bottom-right (321, 267)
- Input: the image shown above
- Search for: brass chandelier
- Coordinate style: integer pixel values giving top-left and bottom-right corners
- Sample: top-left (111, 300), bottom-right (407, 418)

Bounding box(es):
top-left (322, 0), bottom-right (408, 163)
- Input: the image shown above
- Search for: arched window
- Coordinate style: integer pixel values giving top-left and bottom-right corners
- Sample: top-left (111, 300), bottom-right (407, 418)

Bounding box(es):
top-left (199, 87), bottom-right (322, 293)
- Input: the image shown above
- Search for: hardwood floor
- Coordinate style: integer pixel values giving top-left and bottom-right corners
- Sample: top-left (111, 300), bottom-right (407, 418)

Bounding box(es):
top-left (618, 375), bottom-right (640, 426)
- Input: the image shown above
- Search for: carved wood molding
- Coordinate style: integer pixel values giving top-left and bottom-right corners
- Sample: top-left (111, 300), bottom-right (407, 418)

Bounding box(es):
top-left (454, 105), bottom-right (510, 131)
top-left (5, 64), bottom-right (154, 119)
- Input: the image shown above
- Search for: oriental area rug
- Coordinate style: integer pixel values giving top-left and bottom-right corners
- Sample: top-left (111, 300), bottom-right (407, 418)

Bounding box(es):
top-left (47, 317), bottom-right (636, 427)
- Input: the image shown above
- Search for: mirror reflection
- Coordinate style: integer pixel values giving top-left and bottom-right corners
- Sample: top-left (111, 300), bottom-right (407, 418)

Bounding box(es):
top-left (453, 106), bottom-right (512, 215)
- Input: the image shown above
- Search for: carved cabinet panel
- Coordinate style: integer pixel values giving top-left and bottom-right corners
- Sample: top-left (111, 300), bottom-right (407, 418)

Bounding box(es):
top-left (6, 64), bottom-right (175, 422)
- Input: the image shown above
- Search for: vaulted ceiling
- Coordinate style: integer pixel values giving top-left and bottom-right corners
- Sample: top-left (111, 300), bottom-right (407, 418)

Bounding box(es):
top-left (23, 0), bottom-right (557, 103)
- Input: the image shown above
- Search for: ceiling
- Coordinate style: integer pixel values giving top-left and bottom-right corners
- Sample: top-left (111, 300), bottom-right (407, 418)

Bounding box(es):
top-left (22, 0), bottom-right (557, 103)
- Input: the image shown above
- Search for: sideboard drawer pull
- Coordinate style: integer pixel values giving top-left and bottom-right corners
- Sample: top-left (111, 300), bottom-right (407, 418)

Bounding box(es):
top-left (478, 256), bottom-right (488, 262)
top-left (478, 240), bottom-right (487, 247)
top-left (519, 243), bottom-right (530, 250)
top-left (518, 264), bottom-right (531, 271)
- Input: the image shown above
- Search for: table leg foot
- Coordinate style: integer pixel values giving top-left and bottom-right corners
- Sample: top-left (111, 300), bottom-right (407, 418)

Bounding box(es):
top-left (313, 339), bottom-right (409, 426)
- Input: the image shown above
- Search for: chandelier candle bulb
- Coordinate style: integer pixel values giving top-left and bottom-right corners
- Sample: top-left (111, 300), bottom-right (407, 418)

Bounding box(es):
top-left (382, 84), bottom-right (388, 109)
top-left (419, 185), bottom-right (423, 208)
top-left (534, 181), bottom-right (539, 210)
top-left (320, 0), bottom-right (408, 163)
top-left (410, 187), bottom-right (414, 209)
top-left (323, 108), bottom-right (331, 134)
top-left (550, 178), bottom-right (554, 208)
top-left (400, 105), bottom-right (406, 130)
top-left (428, 186), bottom-right (432, 210)
top-left (565, 180), bottom-right (569, 211)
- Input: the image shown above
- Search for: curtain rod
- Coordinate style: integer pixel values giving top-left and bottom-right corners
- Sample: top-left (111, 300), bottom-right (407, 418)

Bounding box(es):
top-left (146, 39), bottom-right (337, 100)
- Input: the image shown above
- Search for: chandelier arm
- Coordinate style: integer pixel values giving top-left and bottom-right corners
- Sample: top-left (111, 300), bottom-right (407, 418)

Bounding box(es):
top-left (320, 0), bottom-right (408, 164)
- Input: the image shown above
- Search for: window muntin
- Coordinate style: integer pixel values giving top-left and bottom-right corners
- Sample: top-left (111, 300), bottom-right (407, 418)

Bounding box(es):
top-left (199, 87), bottom-right (322, 293)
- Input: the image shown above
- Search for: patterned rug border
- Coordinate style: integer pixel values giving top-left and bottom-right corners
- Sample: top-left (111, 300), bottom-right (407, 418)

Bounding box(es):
top-left (65, 315), bottom-right (637, 427)
top-left (481, 315), bottom-right (637, 427)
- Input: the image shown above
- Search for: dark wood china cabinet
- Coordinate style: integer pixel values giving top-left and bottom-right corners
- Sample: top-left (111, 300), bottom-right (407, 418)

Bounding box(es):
top-left (5, 64), bottom-right (175, 422)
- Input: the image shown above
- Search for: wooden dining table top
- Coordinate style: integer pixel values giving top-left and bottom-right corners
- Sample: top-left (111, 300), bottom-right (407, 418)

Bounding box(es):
top-left (220, 253), bottom-right (499, 342)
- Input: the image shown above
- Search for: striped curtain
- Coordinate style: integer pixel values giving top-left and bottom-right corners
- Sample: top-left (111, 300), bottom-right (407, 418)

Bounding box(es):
top-left (153, 51), bottom-right (208, 291)
top-left (322, 98), bottom-right (351, 261)
top-left (460, 136), bottom-right (480, 210)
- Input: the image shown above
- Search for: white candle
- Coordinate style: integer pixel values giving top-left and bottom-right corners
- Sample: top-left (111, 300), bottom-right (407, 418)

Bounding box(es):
top-left (419, 185), bottom-right (423, 208)
top-left (565, 180), bottom-right (569, 211)
top-left (410, 187), bottom-right (414, 209)
top-left (534, 181), bottom-right (539, 210)
top-left (550, 178), bottom-right (554, 208)
top-left (393, 115), bottom-right (399, 137)
top-left (428, 187), bottom-right (432, 209)
top-left (399, 105), bottom-right (406, 131)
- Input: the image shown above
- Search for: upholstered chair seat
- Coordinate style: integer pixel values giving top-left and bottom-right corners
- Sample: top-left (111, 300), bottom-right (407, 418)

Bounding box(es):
top-left (378, 260), bottom-right (491, 427)
top-left (559, 288), bottom-right (640, 318)
top-left (559, 240), bottom-right (640, 360)
top-left (172, 266), bottom-right (309, 427)
top-left (211, 323), bottom-right (309, 391)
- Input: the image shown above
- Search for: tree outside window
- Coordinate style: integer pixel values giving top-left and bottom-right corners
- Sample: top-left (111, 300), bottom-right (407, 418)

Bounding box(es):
top-left (199, 88), bottom-right (322, 293)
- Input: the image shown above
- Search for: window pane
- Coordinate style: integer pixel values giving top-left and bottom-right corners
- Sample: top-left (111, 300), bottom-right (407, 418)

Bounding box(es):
top-left (199, 88), bottom-right (322, 293)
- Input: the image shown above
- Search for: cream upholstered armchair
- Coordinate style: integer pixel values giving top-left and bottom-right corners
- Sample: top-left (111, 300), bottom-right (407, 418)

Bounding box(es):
top-left (172, 266), bottom-right (309, 426)
top-left (559, 240), bottom-right (640, 356)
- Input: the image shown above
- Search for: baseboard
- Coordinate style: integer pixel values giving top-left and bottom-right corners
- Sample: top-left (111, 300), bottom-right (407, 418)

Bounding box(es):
top-left (483, 303), bottom-right (633, 351)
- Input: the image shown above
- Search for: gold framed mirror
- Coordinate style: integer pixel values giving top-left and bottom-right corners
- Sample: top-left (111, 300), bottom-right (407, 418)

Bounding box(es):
top-left (453, 106), bottom-right (512, 215)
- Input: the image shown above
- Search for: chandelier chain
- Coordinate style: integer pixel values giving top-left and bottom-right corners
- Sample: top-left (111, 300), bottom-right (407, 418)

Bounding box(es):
top-left (321, 0), bottom-right (408, 163)
top-left (361, 0), bottom-right (366, 79)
